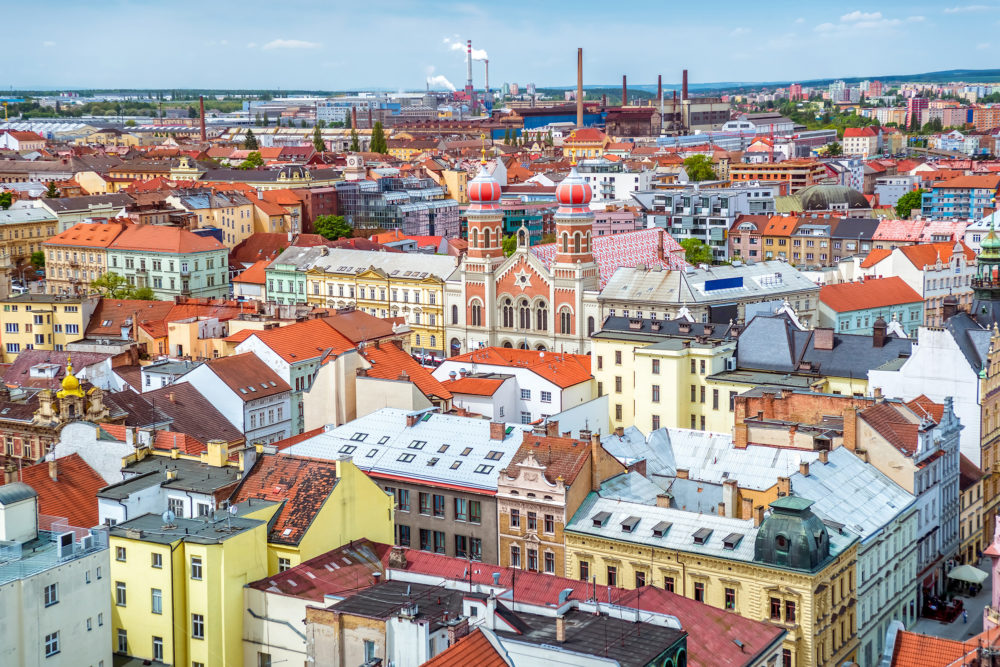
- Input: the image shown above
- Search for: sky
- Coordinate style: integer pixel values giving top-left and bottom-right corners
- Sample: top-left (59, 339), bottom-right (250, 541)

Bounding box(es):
top-left (9, 0), bottom-right (1000, 91)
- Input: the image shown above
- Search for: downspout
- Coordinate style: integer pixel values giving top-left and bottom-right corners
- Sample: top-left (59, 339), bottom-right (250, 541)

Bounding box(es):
top-left (169, 539), bottom-right (181, 665)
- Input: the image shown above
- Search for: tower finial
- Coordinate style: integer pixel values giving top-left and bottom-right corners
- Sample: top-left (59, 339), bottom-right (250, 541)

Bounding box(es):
top-left (480, 132), bottom-right (487, 165)
top-left (570, 147), bottom-right (577, 167)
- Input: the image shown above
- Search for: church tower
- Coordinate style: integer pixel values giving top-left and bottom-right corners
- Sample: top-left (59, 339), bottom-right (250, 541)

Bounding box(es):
top-left (972, 224), bottom-right (1000, 324)
top-left (465, 161), bottom-right (505, 266)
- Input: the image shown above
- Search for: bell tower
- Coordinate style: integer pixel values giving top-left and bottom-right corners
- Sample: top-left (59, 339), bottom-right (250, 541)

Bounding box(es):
top-left (973, 224), bottom-right (1000, 324)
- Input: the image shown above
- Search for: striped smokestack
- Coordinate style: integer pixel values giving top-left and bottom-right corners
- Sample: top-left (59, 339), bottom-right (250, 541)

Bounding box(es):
top-left (199, 95), bottom-right (206, 141)
top-left (576, 48), bottom-right (583, 128)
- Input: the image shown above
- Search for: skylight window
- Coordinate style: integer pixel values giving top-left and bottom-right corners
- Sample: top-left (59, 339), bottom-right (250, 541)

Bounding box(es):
top-left (460, 447), bottom-right (473, 456)
top-left (397, 453), bottom-right (416, 463)
top-left (366, 449), bottom-right (378, 457)
top-left (350, 433), bottom-right (367, 442)
top-left (338, 445), bottom-right (356, 454)
top-left (473, 464), bottom-right (494, 474)
top-left (438, 444), bottom-right (449, 453)
top-left (378, 436), bottom-right (390, 445)
top-left (485, 451), bottom-right (503, 461)
top-left (450, 461), bottom-right (462, 470)
top-left (239, 388), bottom-right (247, 394)
top-left (408, 440), bottom-right (426, 450)
top-left (427, 458), bottom-right (439, 467)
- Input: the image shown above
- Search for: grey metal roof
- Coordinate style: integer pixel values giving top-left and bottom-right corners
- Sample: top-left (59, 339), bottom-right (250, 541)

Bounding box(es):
top-left (0, 482), bottom-right (37, 505)
top-left (41, 193), bottom-right (134, 213)
top-left (269, 247), bottom-right (457, 281)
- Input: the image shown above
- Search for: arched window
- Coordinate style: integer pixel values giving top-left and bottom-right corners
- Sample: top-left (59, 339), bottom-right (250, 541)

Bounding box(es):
top-left (536, 302), bottom-right (548, 331)
top-left (587, 316), bottom-right (595, 336)
top-left (470, 228), bottom-right (478, 249)
top-left (450, 338), bottom-right (461, 356)
top-left (502, 341), bottom-right (513, 348)
top-left (502, 299), bottom-right (514, 328)
top-left (560, 307), bottom-right (572, 335)
top-left (483, 228), bottom-right (492, 249)
top-left (573, 232), bottom-right (581, 254)
top-left (430, 335), bottom-right (436, 348)
top-left (518, 341), bottom-right (529, 350)
top-left (561, 233), bottom-right (569, 253)
top-left (471, 301), bottom-right (483, 327)
top-left (519, 300), bottom-right (531, 330)
top-left (451, 304), bottom-right (459, 325)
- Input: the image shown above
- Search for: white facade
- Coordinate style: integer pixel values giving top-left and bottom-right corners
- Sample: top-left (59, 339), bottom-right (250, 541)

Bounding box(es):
top-left (575, 160), bottom-right (653, 204)
top-left (52, 421), bottom-right (134, 483)
top-left (243, 586), bottom-right (311, 667)
top-left (874, 176), bottom-right (920, 208)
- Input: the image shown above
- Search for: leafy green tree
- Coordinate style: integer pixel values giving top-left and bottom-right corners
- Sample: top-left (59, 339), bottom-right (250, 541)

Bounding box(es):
top-left (349, 127), bottom-right (360, 152)
top-left (316, 119), bottom-right (326, 129)
top-left (895, 189), bottom-right (926, 219)
top-left (503, 128), bottom-right (511, 145)
top-left (90, 272), bottom-right (134, 298)
top-left (923, 117), bottom-right (943, 132)
top-left (45, 181), bottom-right (60, 198)
top-left (0, 192), bottom-right (11, 210)
top-left (124, 119), bottom-right (136, 127)
top-left (370, 121), bottom-right (388, 154)
top-left (238, 151), bottom-right (264, 170)
top-left (187, 105), bottom-right (197, 118)
top-left (30, 251), bottom-right (44, 269)
top-left (502, 235), bottom-right (517, 256)
top-left (312, 125), bottom-right (325, 152)
top-left (682, 154), bottom-right (716, 182)
top-left (130, 286), bottom-right (156, 300)
top-left (314, 215), bottom-right (352, 240)
top-left (826, 142), bottom-right (843, 156)
top-left (680, 238), bottom-right (714, 265)
top-left (243, 129), bottom-right (259, 150)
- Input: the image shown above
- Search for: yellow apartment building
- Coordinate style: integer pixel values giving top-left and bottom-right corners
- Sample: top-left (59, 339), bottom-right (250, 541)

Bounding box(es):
top-left (0, 294), bottom-right (98, 361)
top-left (43, 221), bottom-right (127, 295)
top-left (0, 208), bottom-right (59, 268)
top-left (165, 189), bottom-right (258, 249)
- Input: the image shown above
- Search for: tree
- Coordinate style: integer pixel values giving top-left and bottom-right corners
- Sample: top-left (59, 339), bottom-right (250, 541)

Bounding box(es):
top-left (349, 127), bottom-right (360, 152)
top-left (826, 141), bottom-right (843, 156)
top-left (130, 286), bottom-right (156, 300)
top-left (682, 154), bottom-right (716, 182)
top-left (503, 128), bottom-right (511, 145)
top-left (29, 251), bottom-right (44, 269)
top-left (243, 128), bottom-right (259, 150)
top-left (680, 238), bottom-right (714, 265)
top-left (238, 151), bottom-right (264, 170)
top-left (895, 189), bottom-right (926, 219)
top-left (124, 119), bottom-right (136, 127)
top-left (370, 121), bottom-right (388, 154)
top-left (187, 105), bottom-right (197, 118)
top-left (0, 192), bottom-right (11, 210)
top-left (314, 215), bottom-right (352, 240)
top-left (90, 272), bottom-right (134, 299)
top-left (45, 181), bottom-right (60, 198)
top-left (502, 235), bottom-right (517, 256)
top-left (923, 117), bottom-right (943, 133)
top-left (312, 125), bottom-right (326, 152)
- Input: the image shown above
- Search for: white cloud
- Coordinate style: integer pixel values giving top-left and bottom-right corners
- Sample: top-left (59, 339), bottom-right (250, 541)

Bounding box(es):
top-left (841, 10), bottom-right (883, 21)
top-left (815, 22), bottom-right (837, 32)
top-left (246, 42), bottom-right (258, 48)
top-left (794, 17), bottom-right (805, 23)
top-left (978, 41), bottom-right (992, 49)
top-left (730, 27), bottom-right (751, 36)
top-left (442, 36), bottom-right (487, 61)
top-left (907, 15), bottom-right (926, 21)
top-left (944, 4), bottom-right (993, 12)
top-left (261, 39), bottom-right (321, 50)
top-left (42, 40), bottom-right (55, 47)
top-left (220, 40), bottom-right (228, 46)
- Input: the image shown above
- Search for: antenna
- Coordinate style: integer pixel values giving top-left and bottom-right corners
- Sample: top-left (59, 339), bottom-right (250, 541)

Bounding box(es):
top-left (161, 510), bottom-right (176, 526)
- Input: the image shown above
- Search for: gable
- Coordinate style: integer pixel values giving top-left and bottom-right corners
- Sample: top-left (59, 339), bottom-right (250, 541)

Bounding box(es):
top-left (495, 253), bottom-right (552, 298)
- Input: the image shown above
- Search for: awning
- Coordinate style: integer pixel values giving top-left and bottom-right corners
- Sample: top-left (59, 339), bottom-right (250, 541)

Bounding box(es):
top-left (947, 564), bottom-right (989, 584)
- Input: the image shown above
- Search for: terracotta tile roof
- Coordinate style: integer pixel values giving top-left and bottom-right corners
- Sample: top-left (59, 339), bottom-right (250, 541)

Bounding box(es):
top-left (932, 173), bottom-right (1000, 189)
top-left (1, 453), bottom-right (104, 530)
top-left (448, 348), bottom-right (592, 388)
top-left (3, 350), bottom-right (112, 392)
top-left (423, 630), bottom-right (508, 667)
top-left (203, 352), bottom-right (291, 401)
top-left (249, 194), bottom-right (288, 217)
top-left (860, 402), bottom-right (920, 456)
top-left (44, 221), bottom-right (128, 248)
top-left (899, 241), bottom-right (975, 270)
top-left (85, 298), bottom-right (175, 338)
top-left (100, 423), bottom-right (208, 455)
top-left (246, 539), bottom-right (390, 601)
top-left (507, 434), bottom-right (592, 485)
top-left (321, 310), bottom-right (400, 344)
top-left (359, 342), bottom-right (452, 400)
top-left (441, 376), bottom-right (506, 396)
top-left (229, 232), bottom-right (337, 265)
top-left (109, 224), bottom-right (225, 253)
top-left (565, 128), bottom-right (608, 143)
top-left (906, 394), bottom-right (944, 423)
top-left (235, 319), bottom-right (356, 363)
top-left (261, 189), bottom-right (304, 207)
top-left (142, 383), bottom-right (246, 444)
top-left (232, 259), bottom-right (270, 285)
top-left (230, 454), bottom-right (341, 545)
top-left (874, 218), bottom-right (925, 242)
top-left (270, 426), bottom-right (326, 451)
top-left (844, 127), bottom-right (877, 137)
top-left (860, 247), bottom-right (892, 268)
top-left (959, 453), bottom-right (986, 492)
top-left (819, 277), bottom-right (923, 313)
top-left (761, 215), bottom-right (800, 237)
top-left (890, 630), bottom-right (968, 666)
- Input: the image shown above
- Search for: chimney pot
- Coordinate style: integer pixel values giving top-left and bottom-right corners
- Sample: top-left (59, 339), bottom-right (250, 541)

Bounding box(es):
top-left (799, 461), bottom-right (810, 476)
top-left (676, 468), bottom-right (689, 479)
top-left (556, 615), bottom-right (566, 642)
top-left (48, 458), bottom-right (57, 482)
top-left (490, 421), bottom-right (506, 440)
top-left (819, 449), bottom-right (829, 464)
top-left (753, 505), bottom-right (765, 527)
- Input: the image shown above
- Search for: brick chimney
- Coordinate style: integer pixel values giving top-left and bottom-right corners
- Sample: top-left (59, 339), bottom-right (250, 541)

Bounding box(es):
top-left (590, 432), bottom-right (601, 492)
top-left (799, 461), bottom-right (810, 476)
top-left (843, 407), bottom-right (858, 450)
top-left (676, 468), bottom-right (689, 479)
top-left (753, 505), bottom-right (765, 527)
top-left (490, 421), bottom-right (506, 441)
top-left (546, 420), bottom-right (559, 437)
top-left (615, 426), bottom-right (624, 437)
top-left (556, 615), bottom-right (566, 642)
top-left (819, 449), bottom-right (829, 464)
top-left (407, 413), bottom-right (421, 428)
top-left (48, 458), bottom-right (57, 482)
top-left (741, 496), bottom-right (753, 520)
top-left (777, 476), bottom-right (790, 496)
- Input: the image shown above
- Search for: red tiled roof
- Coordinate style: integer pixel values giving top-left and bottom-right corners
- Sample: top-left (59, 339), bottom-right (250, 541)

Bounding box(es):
top-left (232, 259), bottom-right (270, 285)
top-left (359, 342), bottom-right (452, 400)
top-left (843, 127), bottom-right (877, 137)
top-left (234, 318), bottom-right (356, 363)
top-left (874, 218), bottom-right (924, 242)
top-left (321, 310), bottom-right (400, 344)
top-left (761, 215), bottom-right (800, 237)
top-left (507, 433), bottom-right (593, 485)
top-left (109, 224), bottom-right (225, 253)
top-left (906, 394), bottom-right (944, 423)
top-left (2, 454), bottom-right (104, 530)
top-left (100, 423), bottom-right (208, 455)
top-left (44, 221), bottom-right (128, 248)
top-left (441, 376), bottom-right (506, 396)
top-left (860, 248), bottom-right (892, 268)
top-left (423, 630), bottom-right (508, 667)
top-left (448, 348), bottom-right (592, 388)
top-left (203, 352), bottom-right (291, 401)
top-left (860, 403), bottom-right (920, 456)
top-left (247, 539), bottom-right (389, 601)
top-left (270, 426), bottom-right (326, 451)
top-left (86, 298), bottom-right (176, 338)
top-left (932, 173), bottom-right (1000, 189)
top-left (891, 630), bottom-right (968, 666)
top-left (899, 241), bottom-right (975, 269)
top-left (565, 128), bottom-right (608, 143)
top-left (959, 453), bottom-right (986, 492)
top-left (819, 277), bottom-right (923, 313)
top-left (230, 454), bottom-right (341, 545)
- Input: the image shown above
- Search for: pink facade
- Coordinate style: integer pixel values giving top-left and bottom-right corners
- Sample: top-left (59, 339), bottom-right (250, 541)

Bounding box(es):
top-left (592, 210), bottom-right (642, 237)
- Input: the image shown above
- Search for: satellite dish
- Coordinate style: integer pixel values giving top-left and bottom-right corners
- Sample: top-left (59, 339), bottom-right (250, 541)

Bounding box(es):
top-left (229, 504), bottom-right (238, 516)
top-left (161, 510), bottom-right (175, 524)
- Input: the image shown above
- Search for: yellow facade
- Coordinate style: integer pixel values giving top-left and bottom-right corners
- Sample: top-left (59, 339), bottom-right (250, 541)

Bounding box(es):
top-left (0, 210), bottom-right (58, 267)
top-left (44, 244), bottom-right (111, 296)
top-left (0, 294), bottom-right (95, 361)
top-left (565, 531), bottom-right (859, 667)
top-left (306, 268), bottom-right (447, 356)
top-left (75, 129), bottom-right (140, 147)
top-left (960, 473), bottom-right (985, 564)
top-left (441, 169), bottom-right (469, 204)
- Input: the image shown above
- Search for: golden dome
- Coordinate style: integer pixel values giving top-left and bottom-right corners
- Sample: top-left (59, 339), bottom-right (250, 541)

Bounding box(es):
top-left (57, 357), bottom-right (84, 399)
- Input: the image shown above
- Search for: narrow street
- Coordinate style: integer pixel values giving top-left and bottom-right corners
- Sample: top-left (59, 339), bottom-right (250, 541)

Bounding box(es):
top-left (911, 560), bottom-right (992, 641)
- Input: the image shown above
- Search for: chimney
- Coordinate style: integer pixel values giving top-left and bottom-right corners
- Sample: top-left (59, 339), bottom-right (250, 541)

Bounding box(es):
top-left (590, 433), bottom-right (601, 491)
top-left (556, 616), bottom-right (566, 642)
top-left (676, 468), bottom-right (689, 479)
top-left (872, 317), bottom-right (887, 348)
top-left (741, 496), bottom-right (753, 520)
top-left (351, 107), bottom-right (358, 132)
top-left (199, 96), bottom-right (206, 142)
top-left (722, 479), bottom-right (737, 518)
top-left (843, 407), bottom-right (858, 451)
top-left (546, 420), bottom-right (559, 437)
top-left (168, 392), bottom-right (175, 404)
top-left (3, 465), bottom-right (16, 484)
top-left (753, 505), bottom-right (765, 527)
top-left (799, 461), bottom-right (810, 476)
top-left (777, 476), bottom-right (790, 496)
top-left (657, 74), bottom-right (662, 103)
top-left (48, 458), bottom-right (57, 482)
top-left (622, 75), bottom-right (627, 106)
top-left (615, 426), bottom-right (624, 437)
top-left (942, 295), bottom-right (958, 321)
top-left (576, 48), bottom-right (584, 128)
top-left (682, 69), bottom-right (689, 101)
top-left (819, 449), bottom-right (829, 464)
top-left (717, 502), bottom-right (726, 517)
top-left (407, 413), bottom-right (422, 428)
top-left (490, 421), bottom-right (506, 441)
top-left (656, 493), bottom-right (671, 508)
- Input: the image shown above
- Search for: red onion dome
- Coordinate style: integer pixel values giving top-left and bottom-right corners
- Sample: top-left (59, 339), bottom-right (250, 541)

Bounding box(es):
top-left (467, 165), bottom-right (502, 207)
top-left (556, 167), bottom-right (592, 207)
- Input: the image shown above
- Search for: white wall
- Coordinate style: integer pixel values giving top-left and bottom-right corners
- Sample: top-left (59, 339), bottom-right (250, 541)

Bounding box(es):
top-left (243, 587), bottom-right (311, 667)
top-left (53, 422), bottom-right (133, 484)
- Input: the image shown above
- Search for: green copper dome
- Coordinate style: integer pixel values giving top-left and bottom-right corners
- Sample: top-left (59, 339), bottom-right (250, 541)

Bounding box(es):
top-left (754, 496), bottom-right (831, 571)
top-left (982, 228), bottom-right (1000, 255)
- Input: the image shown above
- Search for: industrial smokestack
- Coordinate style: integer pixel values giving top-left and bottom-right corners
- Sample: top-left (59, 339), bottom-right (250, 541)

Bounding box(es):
top-left (622, 75), bottom-right (627, 106)
top-left (466, 40), bottom-right (475, 113)
top-left (682, 69), bottom-right (689, 101)
top-left (367, 107), bottom-right (373, 130)
top-left (199, 95), bottom-right (206, 142)
top-left (485, 59), bottom-right (490, 104)
top-left (576, 48), bottom-right (583, 128)
top-left (657, 75), bottom-right (662, 103)
top-left (351, 106), bottom-right (357, 131)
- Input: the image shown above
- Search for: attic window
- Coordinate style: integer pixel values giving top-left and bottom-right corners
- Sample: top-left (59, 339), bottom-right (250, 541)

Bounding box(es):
top-left (239, 388), bottom-right (248, 394)
top-left (102, 319), bottom-right (113, 327)
top-left (693, 528), bottom-right (713, 545)
top-left (450, 461), bottom-right (462, 470)
top-left (621, 516), bottom-right (640, 533)
top-left (282, 528), bottom-right (292, 537)
top-left (591, 511), bottom-right (611, 528)
top-left (485, 451), bottom-right (504, 461)
top-left (722, 533), bottom-right (744, 550)
top-left (378, 436), bottom-right (389, 445)
top-left (269, 381), bottom-right (277, 387)
top-left (350, 433), bottom-right (367, 442)
top-left (260, 383), bottom-right (269, 390)
top-left (460, 447), bottom-right (473, 456)
top-left (408, 440), bottom-right (426, 450)
top-left (366, 449), bottom-right (378, 457)
top-left (249, 386), bottom-right (257, 392)
top-left (652, 521), bottom-right (671, 538)
top-left (427, 458), bottom-right (439, 467)
top-left (438, 444), bottom-right (449, 453)
top-left (338, 445), bottom-right (356, 454)
top-left (473, 464), bottom-right (493, 474)
top-left (397, 453), bottom-right (416, 463)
